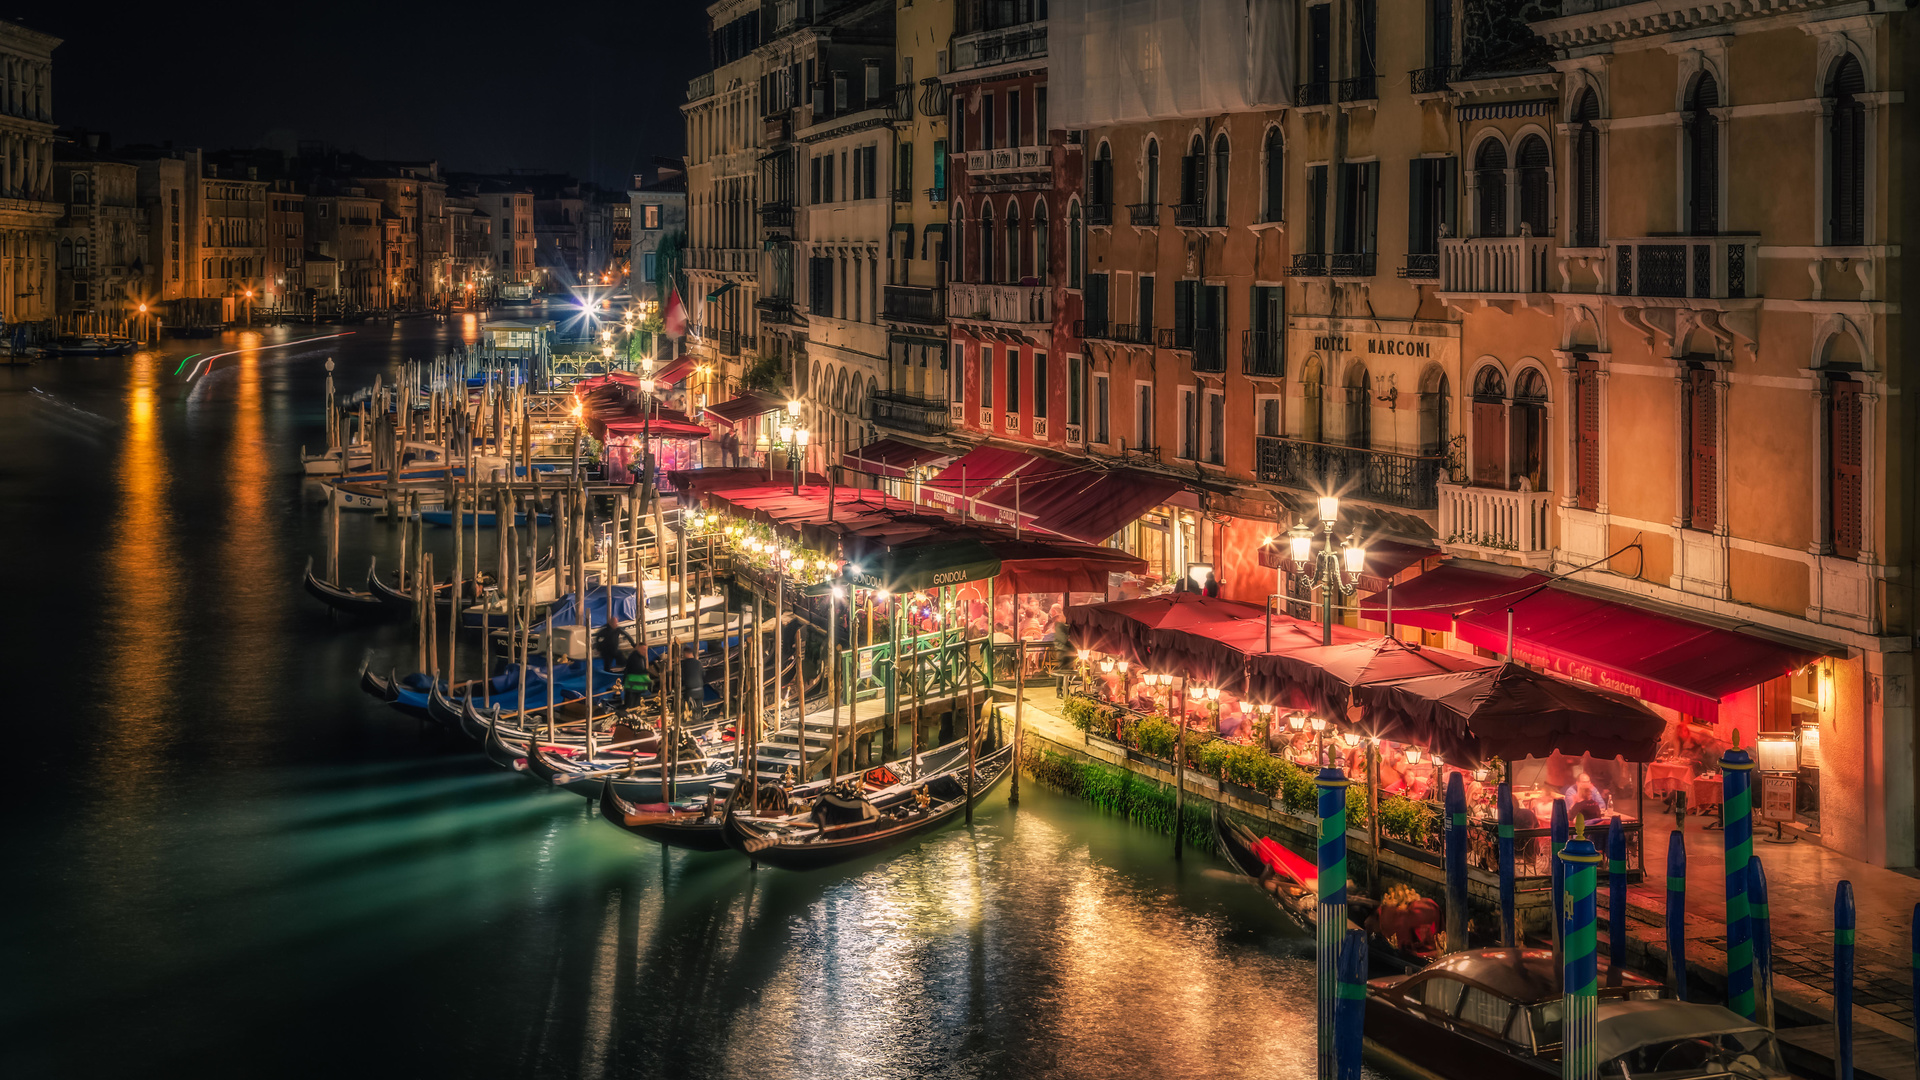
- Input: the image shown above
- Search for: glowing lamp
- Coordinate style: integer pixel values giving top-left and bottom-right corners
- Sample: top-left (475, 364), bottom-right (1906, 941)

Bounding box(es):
top-left (1344, 541), bottom-right (1366, 576)
top-left (1317, 495), bottom-right (1340, 524)
top-left (796, 428), bottom-right (810, 447)
top-left (1309, 716), bottom-right (1326, 732)
top-left (787, 400), bottom-right (802, 418)
top-left (1340, 731), bottom-right (1361, 748)
top-left (1204, 686), bottom-right (1220, 702)
top-left (1288, 713), bottom-right (1306, 732)
top-left (779, 423), bottom-right (795, 444)
top-left (1403, 746), bottom-right (1422, 765)
top-left (1288, 523), bottom-right (1314, 566)
top-left (1117, 660), bottom-right (1130, 673)
top-left (1099, 658), bottom-right (1115, 674)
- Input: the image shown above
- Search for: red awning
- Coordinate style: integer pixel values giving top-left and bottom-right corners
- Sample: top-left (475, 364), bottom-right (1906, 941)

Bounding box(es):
top-left (1358, 563), bottom-right (1550, 633)
top-left (654, 356), bottom-right (696, 385)
top-left (603, 417), bottom-right (710, 439)
top-left (705, 390), bottom-right (787, 426)
top-left (1031, 469), bottom-right (1186, 544)
top-left (843, 438), bottom-right (952, 479)
top-left (924, 445), bottom-right (1033, 507)
top-left (978, 455), bottom-right (1087, 518)
top-left (1450, 584), bottom-right (1830, 719)
top-left (1256, 637), bottom-right (1494, 723)
top-left (1357, 539), bottom-right (1440, 593)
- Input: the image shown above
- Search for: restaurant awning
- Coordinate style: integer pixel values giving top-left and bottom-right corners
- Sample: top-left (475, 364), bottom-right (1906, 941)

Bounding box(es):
top-left (1357, 539), bottom-right (1440, 593)
top-left (1066, 593), bottom-right (1267, 663)
top-left (1256, 637), bottom-right (1494, 723)
top-left (924, 445), bottom-right (1032, 506)
top-left (704, 390), bottom-right (787, 426)
top-left (847, 538), bottom-right (1003, 594)
top-left (1357, 562), bottom-right (1550, 633)
top-left (1354, 663), bottom-right (1667, 766)
top-left (843, 437), bottom-right (952, 479)
top-left (603, 416), bottom-right (710, 440)
top-left (1029, 469), bottom-right (1186, 544)
top-left (653, 355), bottom-right (696, 385)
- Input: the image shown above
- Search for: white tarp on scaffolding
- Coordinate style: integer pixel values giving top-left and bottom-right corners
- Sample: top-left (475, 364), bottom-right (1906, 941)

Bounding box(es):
top-left (1050, 0), bottom-right (1297, 128)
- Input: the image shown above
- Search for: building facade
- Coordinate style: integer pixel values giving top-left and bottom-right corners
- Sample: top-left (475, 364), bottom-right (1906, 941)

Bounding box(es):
top-left (629, 163), bottom-right (688, 308)
top-left (264, 183), bottom-right (304, 313)
top-left (0, 20), bottom-right (60, 334)
top-left (684, 0), bottom-right (765, 395)
top-left (52, 155), bottom-right (143, 330)
top-left (304, 189), bottom-right (383, 311)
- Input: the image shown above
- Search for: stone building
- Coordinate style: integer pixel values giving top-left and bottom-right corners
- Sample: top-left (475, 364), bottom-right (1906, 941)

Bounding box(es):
top-left (684, 0), bottom-right (765, 396)
top-left (0, 20), bottom-right (60, 336)
top-left (629, 162), bottom-right (688, 308)
top-left (52, 152), bottom-right (143, 332)
top-left (304, 187), bottom-right (383, 311)
top-left (264, 183), bottom-right (304, 313)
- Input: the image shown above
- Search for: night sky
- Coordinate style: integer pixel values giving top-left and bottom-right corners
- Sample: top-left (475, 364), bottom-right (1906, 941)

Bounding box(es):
top-left (18, 1), bottom-right (705, 187)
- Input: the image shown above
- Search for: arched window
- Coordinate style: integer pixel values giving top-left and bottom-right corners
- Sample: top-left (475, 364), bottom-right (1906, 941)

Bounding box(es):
top-left (1032, 202), bottom-right (1049, 285)
top-left (1419, 367), bottom-right (1451, 459)
top-left (1516, 135), bottom-right (1550, 235)
top-left (1068, 200), bottom-right (1082, 289)
top-left (978, 201), bottom-right (995, 286)
top-left (1345, 363), bottom-right (1371, 448)
top-left (1005, 201), bottom-right (1023, 282)
top-left (1470, 365), bottom-right (1507, 486)
top-left (1181, 134), bottom-right (1206, 215)
top-left (1092, 141), bottom-right (1113, 210)
top-left (1144, 139), bottom-right (1160, 215)
top-left (1211, 133), bottom-right (1230, 225)
top-left (1827, 55), bottom-right (1867, 246)
top-left (1510, 368), bottom-right (1548, 492)
top-left (71, 172), bottom-right (91, 204)
top-left (1686, 72), bottom-right (1720, 236)
top-left (1474, 140), bottom-right (1507, 237)
top-left (1262, 128), bottom-right (1284, 223)
top-left (1300, 356), bottom-right (1324, 443)
top-left (1571, 90), bottom-right (1601, 247)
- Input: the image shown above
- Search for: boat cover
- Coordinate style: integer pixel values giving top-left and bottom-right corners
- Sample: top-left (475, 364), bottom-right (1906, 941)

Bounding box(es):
top-left (549, 585), bottom-right (639, 629)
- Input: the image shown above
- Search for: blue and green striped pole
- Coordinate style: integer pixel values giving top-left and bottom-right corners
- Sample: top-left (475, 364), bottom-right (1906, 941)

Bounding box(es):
top-left (1607, 816), bottom-right (1627, 980)
top-left (1551, 798), bottom-right (1569, 969)
top-left (1836, 880), bottom-right (1856, 1080)
top-left (1446, 771), bottom-right (1468, 952)
top-left (1910, 903), bottom-right (1918, 1078)
top-left (1335, 928), bottom-right (1367, 1080)
top-left (1498, 780), bottom-right (1516, 946)
top-left (1723, 740), bottom-right (1756, 1019)
top-left (1666, 831), bottom-right (1688, 1001)
top-left (1317, 765), bottom-right (1351, 1080)
top-left (1750, 856), bottom-right (1773, 1029)
top-left (1561, 819), bottom-right (1602, 1080)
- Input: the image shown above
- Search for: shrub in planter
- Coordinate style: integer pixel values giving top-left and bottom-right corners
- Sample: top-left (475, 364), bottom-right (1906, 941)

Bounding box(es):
top-left (1377, 794), bottom-right (1436, 845)
top-left (1279, 760), bottom-right (1318, 814)
top-left (1132, 716), bottom-right (1178, 760)
top-left (1062, 695), bottom-right (1099, 733)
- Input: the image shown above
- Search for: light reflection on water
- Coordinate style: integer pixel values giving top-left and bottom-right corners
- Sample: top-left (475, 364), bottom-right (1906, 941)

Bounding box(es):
top-left (0, 323), bottom-right (1383, 1080)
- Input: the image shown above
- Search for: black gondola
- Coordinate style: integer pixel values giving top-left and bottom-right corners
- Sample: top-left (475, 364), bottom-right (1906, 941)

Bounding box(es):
top-left (599, 782), bottom-right (736, 851)
top-left (721, 742), bottom-right (1013, 871)
top-left (303, 557), bottom-right (393, 619)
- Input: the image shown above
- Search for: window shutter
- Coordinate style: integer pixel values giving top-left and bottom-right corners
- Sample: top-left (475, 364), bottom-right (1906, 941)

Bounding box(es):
top-left (1574, 124), bottom-right (1599, 247)
top-left (1832, 99), bottom-right (1865, 245)
top-left (1173, 280), bottom-right (1194, 347)
top-left (1574, 359), bottom-right (1601, 510)
top-left (1829, 377), bottom-right (1863, 557)
top-left (1687, 367), bottom-right (1718, 530)
top-left (1471, 401), bottom-right (1506, 486)
top-left (1689, 77), bottom-right (1720, 236)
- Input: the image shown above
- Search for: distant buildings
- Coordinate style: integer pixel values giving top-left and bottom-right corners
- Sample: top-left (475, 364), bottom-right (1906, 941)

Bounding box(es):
top-left (628, 161), bottom-right (687, 308)
top-left (0, 20), bottom-right (60, 333)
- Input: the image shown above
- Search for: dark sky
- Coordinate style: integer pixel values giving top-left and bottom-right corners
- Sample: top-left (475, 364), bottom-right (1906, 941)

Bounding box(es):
top-left (18, 2), bottom-right (704, 188)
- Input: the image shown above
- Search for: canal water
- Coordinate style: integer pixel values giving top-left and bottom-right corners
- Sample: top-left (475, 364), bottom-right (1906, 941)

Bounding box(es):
top-left (1, 322), bottom-right (1385, 1078)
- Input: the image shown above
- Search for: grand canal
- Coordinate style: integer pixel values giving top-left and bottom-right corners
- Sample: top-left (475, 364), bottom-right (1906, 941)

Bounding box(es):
top-left (1, 321), bottom-right (1384, 1078)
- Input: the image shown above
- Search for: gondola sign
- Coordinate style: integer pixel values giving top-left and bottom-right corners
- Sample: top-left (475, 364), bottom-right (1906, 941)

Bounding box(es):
top-left (844, 539), bottom-right (1001, 594)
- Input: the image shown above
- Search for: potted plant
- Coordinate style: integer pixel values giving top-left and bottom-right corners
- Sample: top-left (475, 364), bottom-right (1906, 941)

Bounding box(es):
top-left (1128, 714), bottom-right (1177, 772)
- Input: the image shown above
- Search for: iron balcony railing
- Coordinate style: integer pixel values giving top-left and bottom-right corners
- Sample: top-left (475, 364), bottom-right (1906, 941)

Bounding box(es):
top-left (1174, 203), bottom-right (1204, 228)
top-left (755, 296), bottom-right (799, 325)
top-left (1290, 253), bottom-right (1327, 277)
top-left (759, 203), bottom-right (795, 229)
top-left (1338, 74), bottom-right (1378, 102)
top-left (1243, 330), bottom-right (1283, 376)
top-left (1254, 436), bottom-right (1442, 511)
top-left (1410, 64), bottom-right (1459, 94)
top-left (951, 23), bottom-right (1048, 70)
top-left (1075, 319), bottom-right (1156, 345)
top-left (1400, 253), bottom-right (1440, 280)
top-left (1127, 202), bottom-right (1159, 226)
top-left (1191, 330), bottom-right (1228, 373)
top-left (1295, 81), bottom-right (1332, 107)
top-left (870, 391), bottom-right (950, 436)
top-left (1329, 252), bottom-right (1377, 277)
top-left (882, 284), bottom-right (944, 324)
top-left (1087, 203), bottom-right (1114, 227)
top-left (1611, 236), bottom-right (1754, 300)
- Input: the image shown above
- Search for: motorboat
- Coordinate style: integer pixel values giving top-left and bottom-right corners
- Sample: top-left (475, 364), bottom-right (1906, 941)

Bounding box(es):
top-left (45, 334), bottom-right (135, 356)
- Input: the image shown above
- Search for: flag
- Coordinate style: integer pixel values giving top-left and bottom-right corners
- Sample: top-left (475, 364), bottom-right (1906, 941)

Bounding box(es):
top-left (663, 284), bottom-right (687, 339)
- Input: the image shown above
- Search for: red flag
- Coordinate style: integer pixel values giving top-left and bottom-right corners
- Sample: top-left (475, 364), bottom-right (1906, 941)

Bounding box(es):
top-left (662, 284), bottom-right (687, 339)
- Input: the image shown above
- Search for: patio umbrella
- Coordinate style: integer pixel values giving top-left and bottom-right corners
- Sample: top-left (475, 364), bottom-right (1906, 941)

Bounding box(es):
top-left (1154, 610), bottom-right (1370, 692)
top-left (1255, 637), bottom-right (1494, 723)
top-left (1353, 662), bottom-right (1665, 768)
top-left (1064, 593), bottom-right (1267, 667)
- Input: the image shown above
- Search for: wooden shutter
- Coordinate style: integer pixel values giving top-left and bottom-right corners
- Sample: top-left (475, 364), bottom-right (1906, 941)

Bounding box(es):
top-left (1574, 124), bottom-right (1599, 247)
top-left (1574, 359), bottom-right (1601, 510)
top-left (1689, 77), bottom-right (1719, 236)
top-left (1173, 280), bottom-right (1194, 347)
top-left (1829, 376), bottom-right (1863, 557)
top-left (1471, 401), bottom-right (1506, 487)
top-left (1832, 100), bottom-right (1866, 245)
top-left (1687, 367), bottom-right (1718, 531)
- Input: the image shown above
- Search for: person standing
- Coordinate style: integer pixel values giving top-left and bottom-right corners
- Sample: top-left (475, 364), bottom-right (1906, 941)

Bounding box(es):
top-left (679, 643), bottom-right (706, 729)
top-left (623, 646), bottom-right (653, 709)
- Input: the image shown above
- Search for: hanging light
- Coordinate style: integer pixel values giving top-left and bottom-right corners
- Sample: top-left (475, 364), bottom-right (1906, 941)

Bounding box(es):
top-left (1238, 701), bottom-right (1254, 715)
top-left (1257, 702), bottom-right (1273, 716)
top-left (1187, 684), bottom-right (1203, 701)
top-left (1404, 746), bottom-right (1422, 765)
top-left (1099, 658), bottom-right (1115, 673)
top-left (1340, 731), bottom-right (1361, 748)
top-left (1117, 659), bottom-right (1131, 673)
top-left (787, 399), bottom-right (802, 418)
top-left (1473, 766), bottom-right (1491, 782)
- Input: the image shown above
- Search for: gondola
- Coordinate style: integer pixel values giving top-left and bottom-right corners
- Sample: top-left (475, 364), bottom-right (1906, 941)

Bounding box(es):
top-left (721, 741), bottom-right (1014, 871)
top-left (522, 730), bottom-right (728, 802)
top-left (1212, 813), bottom-right (1429, 974)
top-left (366, 559), bottom-right (455, 615)
top-left (303, 557), bottom-right (394, 619)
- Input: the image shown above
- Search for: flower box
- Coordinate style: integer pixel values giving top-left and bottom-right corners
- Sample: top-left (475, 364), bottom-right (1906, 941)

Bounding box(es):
top-left (1223, 780), bottom-right (1272, 804)
top-left (1127, 748), bottom-right (1173, 774)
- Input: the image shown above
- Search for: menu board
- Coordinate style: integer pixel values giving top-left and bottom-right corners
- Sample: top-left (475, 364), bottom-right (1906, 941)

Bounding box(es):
top-left (1758, 772), bottom-right (1797, 824)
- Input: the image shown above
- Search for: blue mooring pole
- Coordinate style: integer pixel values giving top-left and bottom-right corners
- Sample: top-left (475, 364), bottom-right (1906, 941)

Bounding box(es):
top-left (1335, 927), bottom-right (1367, 1080)
top-left (1446, 771), bottom-right (1468, 952)
top-left (1722, 738), bottom-right (1756, 1019)
top-left (1750, 856), bottom-right (1773, 1029)
top-left (1316, 766), bottom-right (1351, 1080)
top-left (1666, 831), bottom-right (1688, 1002)
top-left (1607, 816), bottom-right (1627, 979)
top-left (1561, 820), bottom-right (1602, 1080)
top-left (1836, 880), bottom-right (1856, 1080)
top-left (1498, 780), bottom-right (1516, 946)
top-left (1551, 798), bottom-right (1569, 968)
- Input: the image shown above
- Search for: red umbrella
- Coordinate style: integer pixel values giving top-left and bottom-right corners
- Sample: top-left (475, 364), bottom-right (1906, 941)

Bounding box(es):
top-left (1254, 637), bottom-right (1494, 722)
top-left (1064, 593), bottom-right (1267, 666)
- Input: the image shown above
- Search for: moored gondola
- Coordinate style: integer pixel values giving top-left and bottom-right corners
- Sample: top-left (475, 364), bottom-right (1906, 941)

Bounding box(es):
top-left (599, 782), bottom-right (736, 852)
top-left (303, 557), bottom-right (394, 619)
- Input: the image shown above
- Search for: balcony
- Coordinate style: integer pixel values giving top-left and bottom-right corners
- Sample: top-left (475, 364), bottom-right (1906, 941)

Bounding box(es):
top-left (1439, 235), bottom-right (1554, 295)
top-left (756, 296), bottom-right (800, 325)
top-left (1329, 252), bottom-right (1377, 277)
top-left (691, 325), bottom-right (741, 357)
top-left (1243, 330), bottom-right (1283, 377)
top-left (1338, 74), bottom-right (1378, 103)
top-left (964, 145), bottom-right (1053, 176)
top-left (763, 114), bottom-right (792, 146)
top-left (951, 21), bottom-right (1047, 71)
top-left (883, 284), bottom-right (945, 325)
top-left (1087, 203), bottom-right (1113, 227)
top-left (1410, 64), bottom-right (1459, 94)
top-left (1295, 81), bottom-right (1332, 107)
top-left (1076, 320), bottom-right (1154, 346)
top-left (1289, 253), bottom-right (1327, 277)
top-left (870, 391), bottom-right (951, 437)
top-left (687, 72), bottom-right (715, 102)
top-left (759, 202), bottom-right (795, 229)
top-left (923, 185), bottom-right (948, 203)
top-left (1399, 253), bottom-right (1440, 280)
top-left (1127, 202), bottom-right (1159, 226)
top-left (1191, 330), bottom-right (1228, 373)
top-left (1439, 484), bottom-right (1553, 567)
top-left (1611, 236), bottom-right (1754, 301)
top-left (686, 247), bottom-right (756, 274)
top-left (1254, 436), bottom-right (1442, 512)
top-left (950, 281), bottom-right (1049, 326)
top-left (1174, 203), bottom-right (1204, 228)
top-left (768, 0), bottom-right (813, 34)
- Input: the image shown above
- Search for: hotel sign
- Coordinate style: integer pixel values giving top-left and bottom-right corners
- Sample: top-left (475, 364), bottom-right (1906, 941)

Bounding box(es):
top-left (1309, 333), bottom-right (1437, 359)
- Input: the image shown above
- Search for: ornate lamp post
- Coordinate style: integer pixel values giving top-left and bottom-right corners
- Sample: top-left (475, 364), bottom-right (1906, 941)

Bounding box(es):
top-left (1287, 494), bottom-right (1368, 646)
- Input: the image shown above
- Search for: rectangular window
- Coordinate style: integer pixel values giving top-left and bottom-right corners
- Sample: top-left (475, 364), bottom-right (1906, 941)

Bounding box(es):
top-left (1137, 276), bottom-right (1154, 334)
top-left (864, 59), bottom-right (881, 103)
top-left (1036, 86), bottom-right (1048, 140)
top-left (1250, 285), bottom-right (1284, 375)
top-left (1137, 384), bottom-right (1155, 449)
top-left (952, 343), bottom-right (965, 401)
top-left (1068, 355), bottom-right (1084, 425)
top-left (932, 139), bottom-right (948, 197)
top-left (1259, 397), bottom-right (1282, 436)
top-left (863, 146), bottom-right (878, 201)
top-left (1033, 352), bottom-right (1048, 418)
top-left (1573, 358), bottom-right (1601, 510)
top-left (982, 93), bottom-right (996, 150)
top-left (643, 252), bottom-right (658, 280)
top-left (1095, 373), bottom-right (1111, 444)
top-left (1307, 165), bottom-right (1329, 253)
top-left (1829, 375), bottom-right (1864, 557)
top-left (1006, 350), bottom-right (1021, 413)
top-left (1407, 157), bottom-right (1457, 256)
top-left (809, 255), bottom-right (834, 314)
top-left (896, 143), bottom-right (913, 198)
top-left (1198, 284), bottom-right (1227, 369)
top-left (1685, 366), bottom-right (1718, 531)
top-left (1084, 272), bottom-right (1110, 336)
top-left (1207, 390), bottom-right (1225, 464)
top-left (1008, 89), bottom-right (1023, 147)
top-left (1335, 161), bottom-right (1380, 254)
top-left (810, 156), bottom-right (822, 202)
top-left (981, 345), bottom-right (994, 409)
top-left (834, 74), bottom-right (848, 111)
top-left (1308, 3), bottom-right (1331, 85)
top-left (1179, 388), bottom-right (1198, 459)
top-left (1173, 280), bottom-right (1198, 347)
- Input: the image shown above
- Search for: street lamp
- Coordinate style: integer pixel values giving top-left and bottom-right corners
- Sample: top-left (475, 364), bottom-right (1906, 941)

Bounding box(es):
top-left (1286, 494), bottom-right (1367, 646)
top-left (791, 427), bottom-right (809, 494)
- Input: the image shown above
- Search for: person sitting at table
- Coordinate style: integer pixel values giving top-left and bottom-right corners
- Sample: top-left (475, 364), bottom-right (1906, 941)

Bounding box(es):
top-left (1565, 772), bottom-right (1608, 822)
top-left (1377, 745), bottom-right (1409, 791)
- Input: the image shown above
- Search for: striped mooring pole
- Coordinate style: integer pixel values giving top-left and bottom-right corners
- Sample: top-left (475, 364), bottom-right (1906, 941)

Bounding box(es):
top-left (1561, 818), bottom-right (1603, 1080)
top-left (1551, 798), bottom-right (1569, 969)
top-left (1722, 738), bottom-right (1756, 1019)
top-left (1750, 856), bottom-right (1773, 1029)
top-left (1910, 902), bottom-right (1918, 1078)
top-left (1666, 831), bottom-right (1688, 1001)
top-left (1498, 780), bottom-right (1517, 946)
top-left (1317, 765), bottom-right (1351, 1080)
top-left (1335, 927), bottom-right (1367, 1080)
top-left (1607, 816), bottom-right (1627, 978)
top-left (1836, 880), bottom-right (1856, 1080)
top-left (1446, 771), bottom-right (1468, 952)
